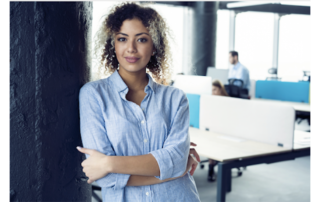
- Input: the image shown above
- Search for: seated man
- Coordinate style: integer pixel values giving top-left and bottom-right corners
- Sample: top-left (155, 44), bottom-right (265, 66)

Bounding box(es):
top-left (228, 51), bottom-right (250, 91)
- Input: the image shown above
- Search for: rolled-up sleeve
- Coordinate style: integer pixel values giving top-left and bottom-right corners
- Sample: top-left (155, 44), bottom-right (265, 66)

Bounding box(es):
top-left (79, 83), bottom-right (130, 190)
top-left (149, 91), bottom-right (190, 180)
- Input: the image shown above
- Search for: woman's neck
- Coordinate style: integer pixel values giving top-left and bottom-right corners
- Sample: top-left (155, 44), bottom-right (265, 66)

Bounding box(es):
top-left (118, 67), bottom-right (148, 92)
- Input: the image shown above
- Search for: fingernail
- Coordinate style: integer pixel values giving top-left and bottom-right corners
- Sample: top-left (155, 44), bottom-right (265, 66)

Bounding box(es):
top-left (76, 146), bottom-right (82, 150)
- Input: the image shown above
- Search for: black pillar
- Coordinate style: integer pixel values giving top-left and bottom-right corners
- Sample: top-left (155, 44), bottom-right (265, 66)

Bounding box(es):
top-left (190, 2), bottom-right (218, 76)
top-left (10, 2), bottom-right (92, 201)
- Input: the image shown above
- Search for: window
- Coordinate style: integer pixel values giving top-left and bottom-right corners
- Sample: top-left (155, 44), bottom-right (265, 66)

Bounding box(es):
top-left (234, 11), bottom-right (274, 80)
top-left (277, 14), bottom-right (310, 81)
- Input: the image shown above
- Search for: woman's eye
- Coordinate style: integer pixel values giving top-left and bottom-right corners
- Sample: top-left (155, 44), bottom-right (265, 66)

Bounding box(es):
top-left (138, 38), bottom-right (148, 43)
top-left (117, 38), bottom-right (126, 42)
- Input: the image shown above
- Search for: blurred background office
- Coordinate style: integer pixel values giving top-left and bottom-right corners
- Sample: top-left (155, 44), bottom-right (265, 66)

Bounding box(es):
top-left (89, 1), bottom-right (311, 202)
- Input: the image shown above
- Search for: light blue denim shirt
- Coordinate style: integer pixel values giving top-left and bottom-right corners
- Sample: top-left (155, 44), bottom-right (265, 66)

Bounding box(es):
top-left (79, 70), bottom-right (200, 202)
top-left (228, 62), bottom-right (251, 90)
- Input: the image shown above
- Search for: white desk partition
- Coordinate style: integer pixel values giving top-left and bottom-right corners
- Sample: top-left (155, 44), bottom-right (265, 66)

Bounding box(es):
top-left (206, 67), bottom-right (229, 85)
top-left (173, 75), bottom-right (212, 95)
top-left (199, 95), bottom-right (295, 149)
top-left (249, 79), bottom-right (256, 98)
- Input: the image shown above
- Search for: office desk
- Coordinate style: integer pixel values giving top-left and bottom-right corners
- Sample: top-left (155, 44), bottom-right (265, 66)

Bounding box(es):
top-left (190, 127), bottom-right (310, 202)
top-left (252, 98), bottom-right (310, 113)
top-left (294, 130), bottom-right (311, 150)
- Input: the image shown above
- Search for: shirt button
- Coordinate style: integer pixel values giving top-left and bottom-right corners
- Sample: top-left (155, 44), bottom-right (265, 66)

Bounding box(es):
top-left (141, 120), bottom-right (145, 124)
top-left (144, 139), bottom-right (147, 143)
top-left (146, 192), bottom-right (149, 196)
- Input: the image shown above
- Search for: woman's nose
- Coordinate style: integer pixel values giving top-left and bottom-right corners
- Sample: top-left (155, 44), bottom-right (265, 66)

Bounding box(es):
top-left (126, 40), bottom-right (137, 53)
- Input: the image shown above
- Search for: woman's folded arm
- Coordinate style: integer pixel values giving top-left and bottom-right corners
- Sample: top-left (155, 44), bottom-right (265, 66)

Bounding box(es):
top-left (110, 90), bottom-right (190, 180)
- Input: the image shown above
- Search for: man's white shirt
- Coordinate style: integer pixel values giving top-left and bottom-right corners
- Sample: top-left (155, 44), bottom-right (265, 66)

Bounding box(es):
top-left (228, 62), bottom-right (250, 90)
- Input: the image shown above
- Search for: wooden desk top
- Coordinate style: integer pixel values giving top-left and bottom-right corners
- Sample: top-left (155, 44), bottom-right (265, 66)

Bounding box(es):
top-left (189, 127), bottom-right (291, 162)
top-left (294, 130), bottom-right (311, 150)
top-left (252, 98), bottom-right (310, 113)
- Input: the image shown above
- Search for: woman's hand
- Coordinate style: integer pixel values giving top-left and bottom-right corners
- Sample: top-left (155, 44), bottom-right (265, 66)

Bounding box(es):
top-left (77, 146), bottom-right (111, 184)
top-left (182, 142), bottom-right (201, 177)
top-left (190, 142), bottom-right (200, 163)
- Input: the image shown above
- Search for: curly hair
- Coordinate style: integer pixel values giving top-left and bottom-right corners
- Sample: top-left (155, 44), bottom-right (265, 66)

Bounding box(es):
top-left (93, 2), bottom-right (173, 85)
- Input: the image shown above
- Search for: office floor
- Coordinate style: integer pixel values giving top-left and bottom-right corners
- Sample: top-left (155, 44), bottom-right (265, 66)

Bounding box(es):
top-left (92, 121), bottom-right (310, 202)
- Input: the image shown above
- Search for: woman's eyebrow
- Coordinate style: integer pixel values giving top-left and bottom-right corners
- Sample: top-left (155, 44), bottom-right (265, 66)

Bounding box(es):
top-left (135, 32), bottom-right (149, 36)
top-left (116, 32), bottom-right (149, 36)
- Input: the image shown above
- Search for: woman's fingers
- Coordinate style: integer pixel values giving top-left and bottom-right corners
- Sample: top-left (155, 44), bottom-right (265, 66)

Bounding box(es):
top-left (77, 146), bottom-right (94, 155)
top-left (188, 155), bottom-right (198, 175)
top-left (190, 142), bottom-right (197, 146)
top-left (190, 162), bottom-right (198, 176)
top-left (87, 179), bottom-right (94, 184)
top-left (190, 148), bottom-right (201, 162)
top-left (185, 154), bottom-right (199, 176)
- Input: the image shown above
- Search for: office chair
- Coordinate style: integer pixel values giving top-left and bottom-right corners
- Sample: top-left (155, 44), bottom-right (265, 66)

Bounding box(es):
top-left (199, 159), bottom-right (243, 178)
top-left (302, 71), bottom-right (310, 82)
top-left (296, 111), bottom-right (310, 132)
top-left (199, 127), bottom-right (244, 179)
top-left (225, 79), bottom-right (249, 99)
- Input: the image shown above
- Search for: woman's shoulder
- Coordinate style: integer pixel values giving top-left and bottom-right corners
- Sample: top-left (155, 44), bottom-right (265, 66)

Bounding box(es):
top-left (155, 83), bottom-right (186, 100)
top-left (79, 78), bottom-right (110, 96)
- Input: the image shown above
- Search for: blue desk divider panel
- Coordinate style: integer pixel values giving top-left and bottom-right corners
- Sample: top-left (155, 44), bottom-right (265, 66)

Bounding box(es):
top-left (186, 93), bottom-right (200, 128)
top-left (255, 80), bottom-right (310, 103)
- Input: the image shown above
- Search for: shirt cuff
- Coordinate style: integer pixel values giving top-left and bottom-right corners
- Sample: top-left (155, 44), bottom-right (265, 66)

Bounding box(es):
top-left (149, 149), bottom-right (174, 180)
top-left (114, 173), bottom-right (131, 190)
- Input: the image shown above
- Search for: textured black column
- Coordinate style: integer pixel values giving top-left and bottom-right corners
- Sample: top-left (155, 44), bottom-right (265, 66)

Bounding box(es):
top-left (191, 2), bottom-right (218, 76)
top-left (10, 2), bottom-right (92, 201)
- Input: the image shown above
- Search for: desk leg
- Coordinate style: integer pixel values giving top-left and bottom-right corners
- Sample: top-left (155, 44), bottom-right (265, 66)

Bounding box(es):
top-left (217, 162), bottom-right (228, 202)
top-left (227, 169), bottom-right (231, 193)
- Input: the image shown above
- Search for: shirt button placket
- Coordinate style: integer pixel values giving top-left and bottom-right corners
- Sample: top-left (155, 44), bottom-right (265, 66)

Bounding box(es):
top-left (140, 96), bottom-right (151, 202)
top-left (141, 119), bottom-right (149, 152)
top-left (145, 189), bottom-right (152, 202)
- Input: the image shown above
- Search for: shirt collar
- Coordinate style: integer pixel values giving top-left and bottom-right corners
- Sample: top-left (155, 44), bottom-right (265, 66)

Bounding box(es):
top-left (109, 70), bottom-right (156, 94)
top-left (232, 62), bottom-right (241, 69)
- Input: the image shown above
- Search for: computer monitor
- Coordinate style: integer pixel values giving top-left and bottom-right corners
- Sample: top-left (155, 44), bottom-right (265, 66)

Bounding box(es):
top-left (206, 67), bottom-right (229, 85)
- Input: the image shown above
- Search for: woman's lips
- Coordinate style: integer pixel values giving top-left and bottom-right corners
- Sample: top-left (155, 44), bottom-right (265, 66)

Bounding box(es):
top-left (125, 57), bottom-right (140, 63)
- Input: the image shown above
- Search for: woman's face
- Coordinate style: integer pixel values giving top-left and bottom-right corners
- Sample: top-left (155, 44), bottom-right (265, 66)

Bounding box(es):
top-left (212, 86), bottom-right (222, 96)
top-left (114, 18), bottom-right (154, 73)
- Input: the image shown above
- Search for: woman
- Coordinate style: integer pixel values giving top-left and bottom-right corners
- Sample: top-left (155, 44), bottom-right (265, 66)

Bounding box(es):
top-left (207, 80), bottom-right (229, 182)
top-left (212, 80), bottom-right (229, 97)
top-left (76, 2), bottom-right (201, 202)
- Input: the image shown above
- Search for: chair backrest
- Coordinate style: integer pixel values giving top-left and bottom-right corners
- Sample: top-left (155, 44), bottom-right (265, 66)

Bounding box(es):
top-left (228, 78), bottom-right (244, 88)
top-left (224, 85), bottom-right (242, 98)
top-left (225, 79), bottom-right (245, 98)
top-left (199, 95), bottom-right (295, 149)
top-left (173, 75), bottom-right (212, 95)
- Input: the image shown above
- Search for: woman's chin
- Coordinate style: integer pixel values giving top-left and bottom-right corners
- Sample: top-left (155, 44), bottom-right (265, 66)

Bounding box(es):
top-left (119, 65), bottom-right (147, 73)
